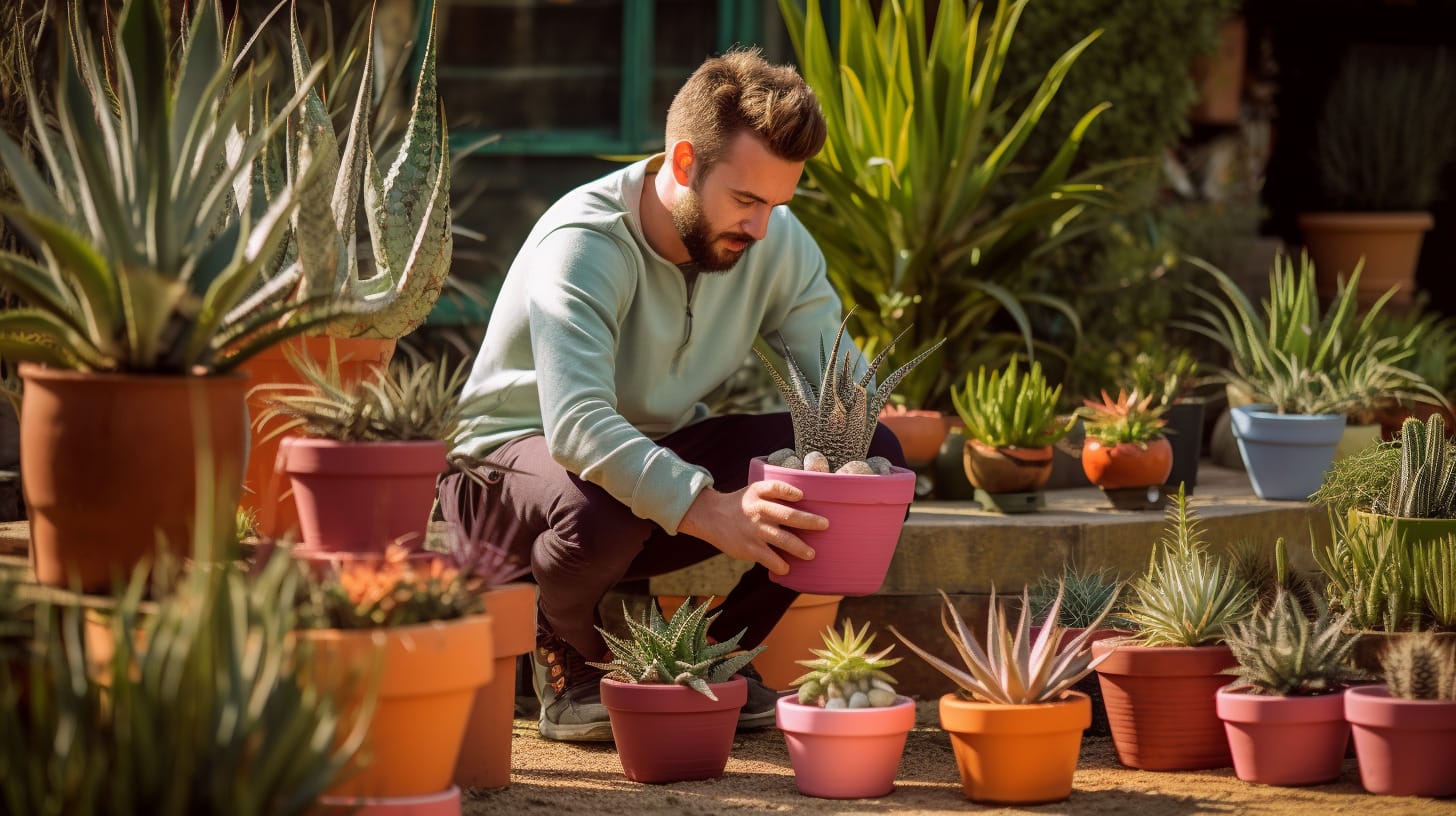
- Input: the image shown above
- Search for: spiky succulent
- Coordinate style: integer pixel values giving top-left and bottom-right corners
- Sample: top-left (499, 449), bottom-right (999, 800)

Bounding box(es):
top-left (791, 620), bottom-right (902, 708)
top-left (1386, 414), bottom-right (1456, 519)
top-left (590, 598), bottom-right (765, 700)
top-left (296, 544), bottom-right (484, 630)
top-left (755, 313), bottom-right (945, 471)
top-left (1026, 564), bottom-right (1124, 629)
top-left (951, 356), bottom-right (1066, 449)
top-left (1077, 389), bottom-right (1168, 446)
top-left (1223, 590), bottom-right (1365, 696)
top-left (1382, 632), bottom-right (1456, 701)
top-left (891, 584), bottom-right (1116, 705)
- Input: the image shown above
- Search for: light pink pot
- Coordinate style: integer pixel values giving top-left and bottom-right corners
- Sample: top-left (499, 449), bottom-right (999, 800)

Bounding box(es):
top-left (1346, 684), bottom-right (1456, 797)
top-left (776, 696), bottom-right (915, 799)
top-left (600, 676), bottom-right (746, 784)
top-left (283, 437), bottom-right (447, 553)
top-left (749, 457), bottom-right (915, 595)
top-left (1215, 685), bottom-right (1349, 786)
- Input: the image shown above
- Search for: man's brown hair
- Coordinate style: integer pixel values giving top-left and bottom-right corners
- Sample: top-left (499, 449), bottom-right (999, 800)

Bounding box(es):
top-left (665, 48), bottom-right (826, 178)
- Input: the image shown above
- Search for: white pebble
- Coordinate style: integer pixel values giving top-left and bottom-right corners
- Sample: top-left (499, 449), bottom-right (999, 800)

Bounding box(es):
top-left (836, 460), bottom-right (875, 475)
top-left (867, 688), bottom-right (897, 707)
top-left (848, 691), bottom-right (871, 709)
top-left (825, 697), bottom-right (848, 710)
top-left (866, 456), bottom-right (893, 475)
top-left (870, 678), bottom-right (896, 693)
top-left (859, 677), bottom-right (872, 692)
top-left (803, 451), bottom-right (830, 472)
top-left (766, 447), bottom-right (797, 466)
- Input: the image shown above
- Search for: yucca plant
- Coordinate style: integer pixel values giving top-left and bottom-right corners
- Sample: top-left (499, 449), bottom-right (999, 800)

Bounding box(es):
top-left (891, 585), bottom-right (1116, 705)
top-left (1223, 589), bottom-right (1365, 696)
top-left (791, 620), bottom-right (902, 708)
top-left (590, 598), bottom-right (765, 701)
top-left (1026, 564), bottom-right (1124, 630)
top-left (1077, 389), bottom-right (1167, 446)
top-left (296, 543), bottom-right (484, 630)
top-left (1382, 632), bottom-right (1456, 701)
top-left (951, 357), bottom-right (1067, 449)
top-left (1123, 486), bottom-right (1255, 646)
top-left (778, 0), bottom-right (1119, 409)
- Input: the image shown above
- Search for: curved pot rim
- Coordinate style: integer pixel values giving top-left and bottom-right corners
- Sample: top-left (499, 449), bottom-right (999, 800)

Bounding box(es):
top-left (938, 690), bottom-right (1091, 734)
top-left (18, 362), bottom-right (248, 383)
top-left (600, 675), bottom-right (747, 713)
top-left (1297, 211), bottom-right (1435, 230)
top-left (776, 695), bottom-right (916, 736)
top-left (1215, 683), bottom-right (1349, 724)
top-left (965, 439), bottom-right (1056, 460)
top-left (1232, 403), bottom-right (1344, 423)
top-left (1091, 640), bottom-right (1236, 676)
top-left (1345, 683), bottom-right (1456, 729)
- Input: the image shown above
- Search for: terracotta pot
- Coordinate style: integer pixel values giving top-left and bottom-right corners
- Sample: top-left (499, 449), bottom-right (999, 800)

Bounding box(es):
top-left (1189, 17), bottom-right (1246, 125)
top-left (776, 696), bottom-right (915, 799)
top-left (304, 614), bottom-right (495, 799)
top-left (657, 593), bottom-right (842, 691)
top-left (962, 440), bottom-right (1053, 494)
top-left (876, 408), bottom-right (948, 467)
top-left (1346, 684), bottom-right (1456, 797)
top-left (599, 675), bottom-right (746, 783)
top-left (749, 458), bottom-right (914, 595)
top-left (1216, 685), bottom-right (1350, 786)
top-left (242, 337), bottom-right (396, 540)
top-left (1080, 437), bottom-right (1173, 490)
top-left (20, 365), bottom-right (247, 592)
top-left (454, 583), bottom-right (537, 790)
top-left (284, 437), bottom-right (447, 553)
top-left (938, 691), bottom-right (1090, 804)
top-left (1299, 211), bottom-right (1433, 309)
top-left (1092, 640), bottom-right (1235, 770)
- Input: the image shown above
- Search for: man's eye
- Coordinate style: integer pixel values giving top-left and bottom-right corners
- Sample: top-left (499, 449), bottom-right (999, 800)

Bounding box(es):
top-left (736, 198), bottom-right (754, 207)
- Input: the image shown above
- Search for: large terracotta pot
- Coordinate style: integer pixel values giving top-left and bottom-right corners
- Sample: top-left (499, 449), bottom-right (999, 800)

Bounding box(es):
top-left (777, 696), bottom-right (915, 799)
top-left (242, 336), bottom-right (396, 540)
top-left (1189, 17), bottom-right (1246, 125)
top-left (1346, 684), bottom-right (1456, 797)
top-left (303, 614), bottom-right (495, 799)
top-left (876, 407), bottom-right (947, 467)
top-left (657, 592), bottom-right (843, 691)
top-left (749, 458), bottom-right (914, 596)
top-left (1092, 640), bottom-right (1235, 770)
top-left (1298, 211), bottom-right (1433, 309)
top-left (962, 440), bottom-right (1053, 494)
top-left (599, 676), bottom-right (745, 784)
top-left (1080, 437), bottom-right (1173, 490)
top-left (284, 437), bottom-right (448, 553)
top-left (1216, 685), bottom-right (1350, 786)
top-left (20, 365), bottom-right (247, 591)
top-left (454, 583), bottom-right (537, 790)
top-left (938, 691), bottom-right (1090, 804)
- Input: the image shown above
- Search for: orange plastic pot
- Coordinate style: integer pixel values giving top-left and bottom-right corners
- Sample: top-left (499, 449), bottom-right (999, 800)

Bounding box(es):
top-left (1080, 437), bottom-right (1173, 490)
top-left (938, 692), bottom-right (1090, 804)
top-left (303, 614), bottom-right (494, 799)
top-left (876, 408), bottom-right (948, 467)
top-left (600, 676), bottom-right (746, 783)
top-left (962, 440), bottom-right (1053, 493)
top-left (1092, 640), bottom-right (1235, 770)
top-left (656, 593), bottom-right (842, 691)
top-left (454, 583), bottom-right (537, 789)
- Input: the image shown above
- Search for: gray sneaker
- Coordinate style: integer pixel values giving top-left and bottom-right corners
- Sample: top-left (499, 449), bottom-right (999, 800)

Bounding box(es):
top-left (532, 633), bottom-right (613, 742)
top-left (737, 664), bottom-right (780, 730)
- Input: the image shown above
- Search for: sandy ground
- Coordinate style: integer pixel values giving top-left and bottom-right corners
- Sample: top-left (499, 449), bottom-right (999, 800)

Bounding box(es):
top-left (464, 702), bottom-right (1453, 816)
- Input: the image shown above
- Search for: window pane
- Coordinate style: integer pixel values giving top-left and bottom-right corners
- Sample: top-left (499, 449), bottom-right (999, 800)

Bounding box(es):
top-left (651, 0), bottom-right (720, 130)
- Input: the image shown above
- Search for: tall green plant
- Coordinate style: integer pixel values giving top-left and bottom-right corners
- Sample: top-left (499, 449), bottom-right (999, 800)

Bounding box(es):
top-left (951, 356), bottom-right (1065, 448)
top-left (778, 0), bottom-right (1117, 409)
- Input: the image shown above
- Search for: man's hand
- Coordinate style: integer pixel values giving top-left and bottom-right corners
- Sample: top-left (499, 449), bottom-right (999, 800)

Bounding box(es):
top-left (678, 481), bottom-right (827, 575)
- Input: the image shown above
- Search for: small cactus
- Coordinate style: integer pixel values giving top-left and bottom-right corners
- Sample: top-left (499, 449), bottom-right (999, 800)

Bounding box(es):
top-left (1224, 590), bottom-right (1366, 696)
top-left (792, 620), bottom-right (902, 708)
top-left (1382, 633), bottom-right (1456, 701)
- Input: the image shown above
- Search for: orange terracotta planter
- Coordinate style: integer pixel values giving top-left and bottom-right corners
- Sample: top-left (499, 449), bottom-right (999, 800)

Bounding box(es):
top-left (1080, 437), bottom-right (1173, 490)
top-left (962, 440), bottom-right (1054, 494)
top-left (938, 692), bottom-right (1091, 804)
top-left (656, 592), bottom-right (843, 691)
top-left (303, 614), bottom-right (495, 799)
top-left (876, 408), bottom-right (948, 467)
top-left (20, 365), bottom-right (247, 592)
top-left (454, 583), bottom-right (537, 790)
top-left (1092, 640), bottom-right (1235, 770)
top-left (1299, 211), bottom-right (1433, 309)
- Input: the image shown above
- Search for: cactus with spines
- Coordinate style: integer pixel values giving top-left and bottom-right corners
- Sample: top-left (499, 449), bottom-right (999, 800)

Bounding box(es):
top-left (1386, 414), bottom-right (1456, 519)
top-left (791, 620), bottom-right (902, 709)
top-left (756, 314), bottom-right (945, 472)
top-left (1382, 632), bottom-right (1456, 701)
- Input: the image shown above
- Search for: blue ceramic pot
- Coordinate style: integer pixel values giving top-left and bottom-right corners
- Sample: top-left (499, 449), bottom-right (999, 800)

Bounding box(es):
top-left (1229, 404), bottom-right (1344, 501)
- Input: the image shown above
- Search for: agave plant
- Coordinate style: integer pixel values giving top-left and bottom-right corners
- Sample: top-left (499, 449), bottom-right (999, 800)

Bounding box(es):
top-left (590, 598), bottom-right (765, 701)
top-left (1076, 389), bottom-right (1167, 446)
top-left (791, 620), bottom-right (902, 708)
top-left (951, 357), bottom-right (1066, 449)
top-left (1026, 564), bottom-right (1124, 630)
top-left (1223, 589), bottom-right (1365, 696)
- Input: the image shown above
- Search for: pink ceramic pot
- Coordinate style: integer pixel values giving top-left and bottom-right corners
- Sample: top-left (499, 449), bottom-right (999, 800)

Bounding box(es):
top-left (748, 457), bottom-right (915, 595)
top-left (776, 696), bottom-right (915, 799)
top-left (1215, 685), bottom-right (1349, 786)
top-left (283, 437), bottom-right (447, 553)
top-left (1092, 640), bottom-right (1235, 771)
top-left (315, 785), bottom-right (461, 816)
top-left (1346, 684), bottom-right (1456, 797)
top-left (600, 676), bottom-right (746, 784)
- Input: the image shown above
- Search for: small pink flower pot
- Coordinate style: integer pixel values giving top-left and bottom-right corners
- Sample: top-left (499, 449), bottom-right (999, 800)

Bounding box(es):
top-left (1215, 685), bottom-right (1349, 786)
top-left (1346, 684), bottom-right (1456, 797)
top-left (283, 437), bottom-right (447, 553)
top-left (776, 696), bottom-right (916, 799)
top-left (600, 676), bottom-right (746, 784)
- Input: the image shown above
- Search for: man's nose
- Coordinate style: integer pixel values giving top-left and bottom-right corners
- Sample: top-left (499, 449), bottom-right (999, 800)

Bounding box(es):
top-left (743, 209), bottom-right (770, 241)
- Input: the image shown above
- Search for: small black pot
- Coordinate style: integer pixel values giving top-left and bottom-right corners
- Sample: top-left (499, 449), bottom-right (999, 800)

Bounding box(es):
top-left (1163, 401), bottom-right (1206, 494)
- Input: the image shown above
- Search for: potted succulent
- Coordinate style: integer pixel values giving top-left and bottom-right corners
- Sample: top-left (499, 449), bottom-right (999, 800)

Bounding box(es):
top-left (1315, 414), bottom-right (1456, 545)
top-left (1215, 590), bottom-right (1366, 786)
top-left (751, 317), bottom-right (944, 594)
top-left (1092, 487), bottom-right (1255, 771)
top-left (891, 584), bottom-right (1116, 804)
top-left (1346, 633), bottom-right (1456, 797)
top-left (951, 357), bottom-right (1067, 512)
top-left (1026, 564), bottom-right (1129, 737)
top-left (1076, 389), bottom-right (1173, 501)
top-left (590, 598), bottom-right (765, 784)
top-left (653, 592), bottom-right (844, 692)
top-left (1119, 348), bottom-right (1205, 493)
top-left (775, 620), bottom-right (915, 799)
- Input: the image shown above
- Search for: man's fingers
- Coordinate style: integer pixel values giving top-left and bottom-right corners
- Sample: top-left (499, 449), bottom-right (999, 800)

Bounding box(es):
top-left (762, 526), bottom-right (815, 563)
top-left (763, 503), bottom-right (828, 531)
top-left (756, 546), bottom-right (791, 576)
top-left (753, 479), bottom-right (804, 503)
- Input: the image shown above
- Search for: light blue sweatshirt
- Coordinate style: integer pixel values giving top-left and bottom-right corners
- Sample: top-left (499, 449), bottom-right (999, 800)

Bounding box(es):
top-left (455, 155), bottom-right (854, 533)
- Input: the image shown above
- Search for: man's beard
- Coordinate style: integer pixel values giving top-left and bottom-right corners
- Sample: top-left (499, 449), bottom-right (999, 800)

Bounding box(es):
top-left (670, 188), bottom-right (755, 272)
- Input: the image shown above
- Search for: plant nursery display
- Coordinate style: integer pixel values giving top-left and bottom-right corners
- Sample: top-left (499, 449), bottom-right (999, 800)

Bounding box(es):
top-left (1026, 564), bottom-right (1128, 738)
top-left (952, 357), bottom-right (1067, 511)
top-left (751, 317), bottom-right (942, 594)
top-left (591, 598), bottom-right (764, 784)
top-left (1346, 633), bottom-right (1456, 797)
top-left (776, 620), bottom-right (915, 799)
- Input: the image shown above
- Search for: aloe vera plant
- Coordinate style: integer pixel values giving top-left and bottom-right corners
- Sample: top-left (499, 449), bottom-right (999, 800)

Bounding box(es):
top-left (951, 357), bottom-right (1066, 449)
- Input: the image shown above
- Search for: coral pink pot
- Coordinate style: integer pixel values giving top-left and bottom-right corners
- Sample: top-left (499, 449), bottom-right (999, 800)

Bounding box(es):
top-left (283, 437), bottom-right (447, 553)
top-left (749, 457), bottom-right (915, 595)
top-left (454, 583), bottom-right (537, 790)
top-left (1346, 684), bottom-right (1456, 797)
top-left (1092, 640), bottom-right (1235, 770)
top-left (1080, 437), bottom-right (1173, 490)
top-left (1215, 685), bottom-right (1350, 786)
top-left (315, 785), bottom-right (461, 816)
top-left (876, 408), bottom-right (948, 467)
top-left (600, 676), bottom-right (746, 783)
top-left (776, 696), bottom-right (915, 799)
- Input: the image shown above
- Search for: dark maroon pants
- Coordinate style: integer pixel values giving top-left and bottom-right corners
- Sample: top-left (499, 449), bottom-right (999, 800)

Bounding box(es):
top-left (442, 412), bottom-right (905, 662)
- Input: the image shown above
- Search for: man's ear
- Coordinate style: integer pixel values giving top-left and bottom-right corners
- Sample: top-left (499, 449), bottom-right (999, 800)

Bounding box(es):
top-left (669, 140), bottom-right (695, 186)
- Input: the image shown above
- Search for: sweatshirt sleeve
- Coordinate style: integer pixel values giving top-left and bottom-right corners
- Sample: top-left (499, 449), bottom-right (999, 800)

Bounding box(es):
top-left (525, 226), bottom-right (714, 533)
top-left (761, 213), bottom-right (868, 381)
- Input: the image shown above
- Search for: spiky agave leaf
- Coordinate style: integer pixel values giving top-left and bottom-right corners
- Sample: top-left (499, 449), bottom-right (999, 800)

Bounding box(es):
top-left (589, 598), bottom-right (766, 700)
top-left (1223, 589), bottom-right (1365, 696)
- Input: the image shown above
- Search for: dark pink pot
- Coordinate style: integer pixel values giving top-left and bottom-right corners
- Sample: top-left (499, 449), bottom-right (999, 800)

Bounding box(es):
top-left (600, 676), bottom-right (745, 784)
top-left (1215, 685), bottom-right (1349, 786)
top-left (776, 696), bottom-right (916, 799)
top-left (749, 457), bottom-right (915, 595)
top-left (283, 437), bottom-right (447, 553)
top-left (1346, 684), bottom-right (1456, 797)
